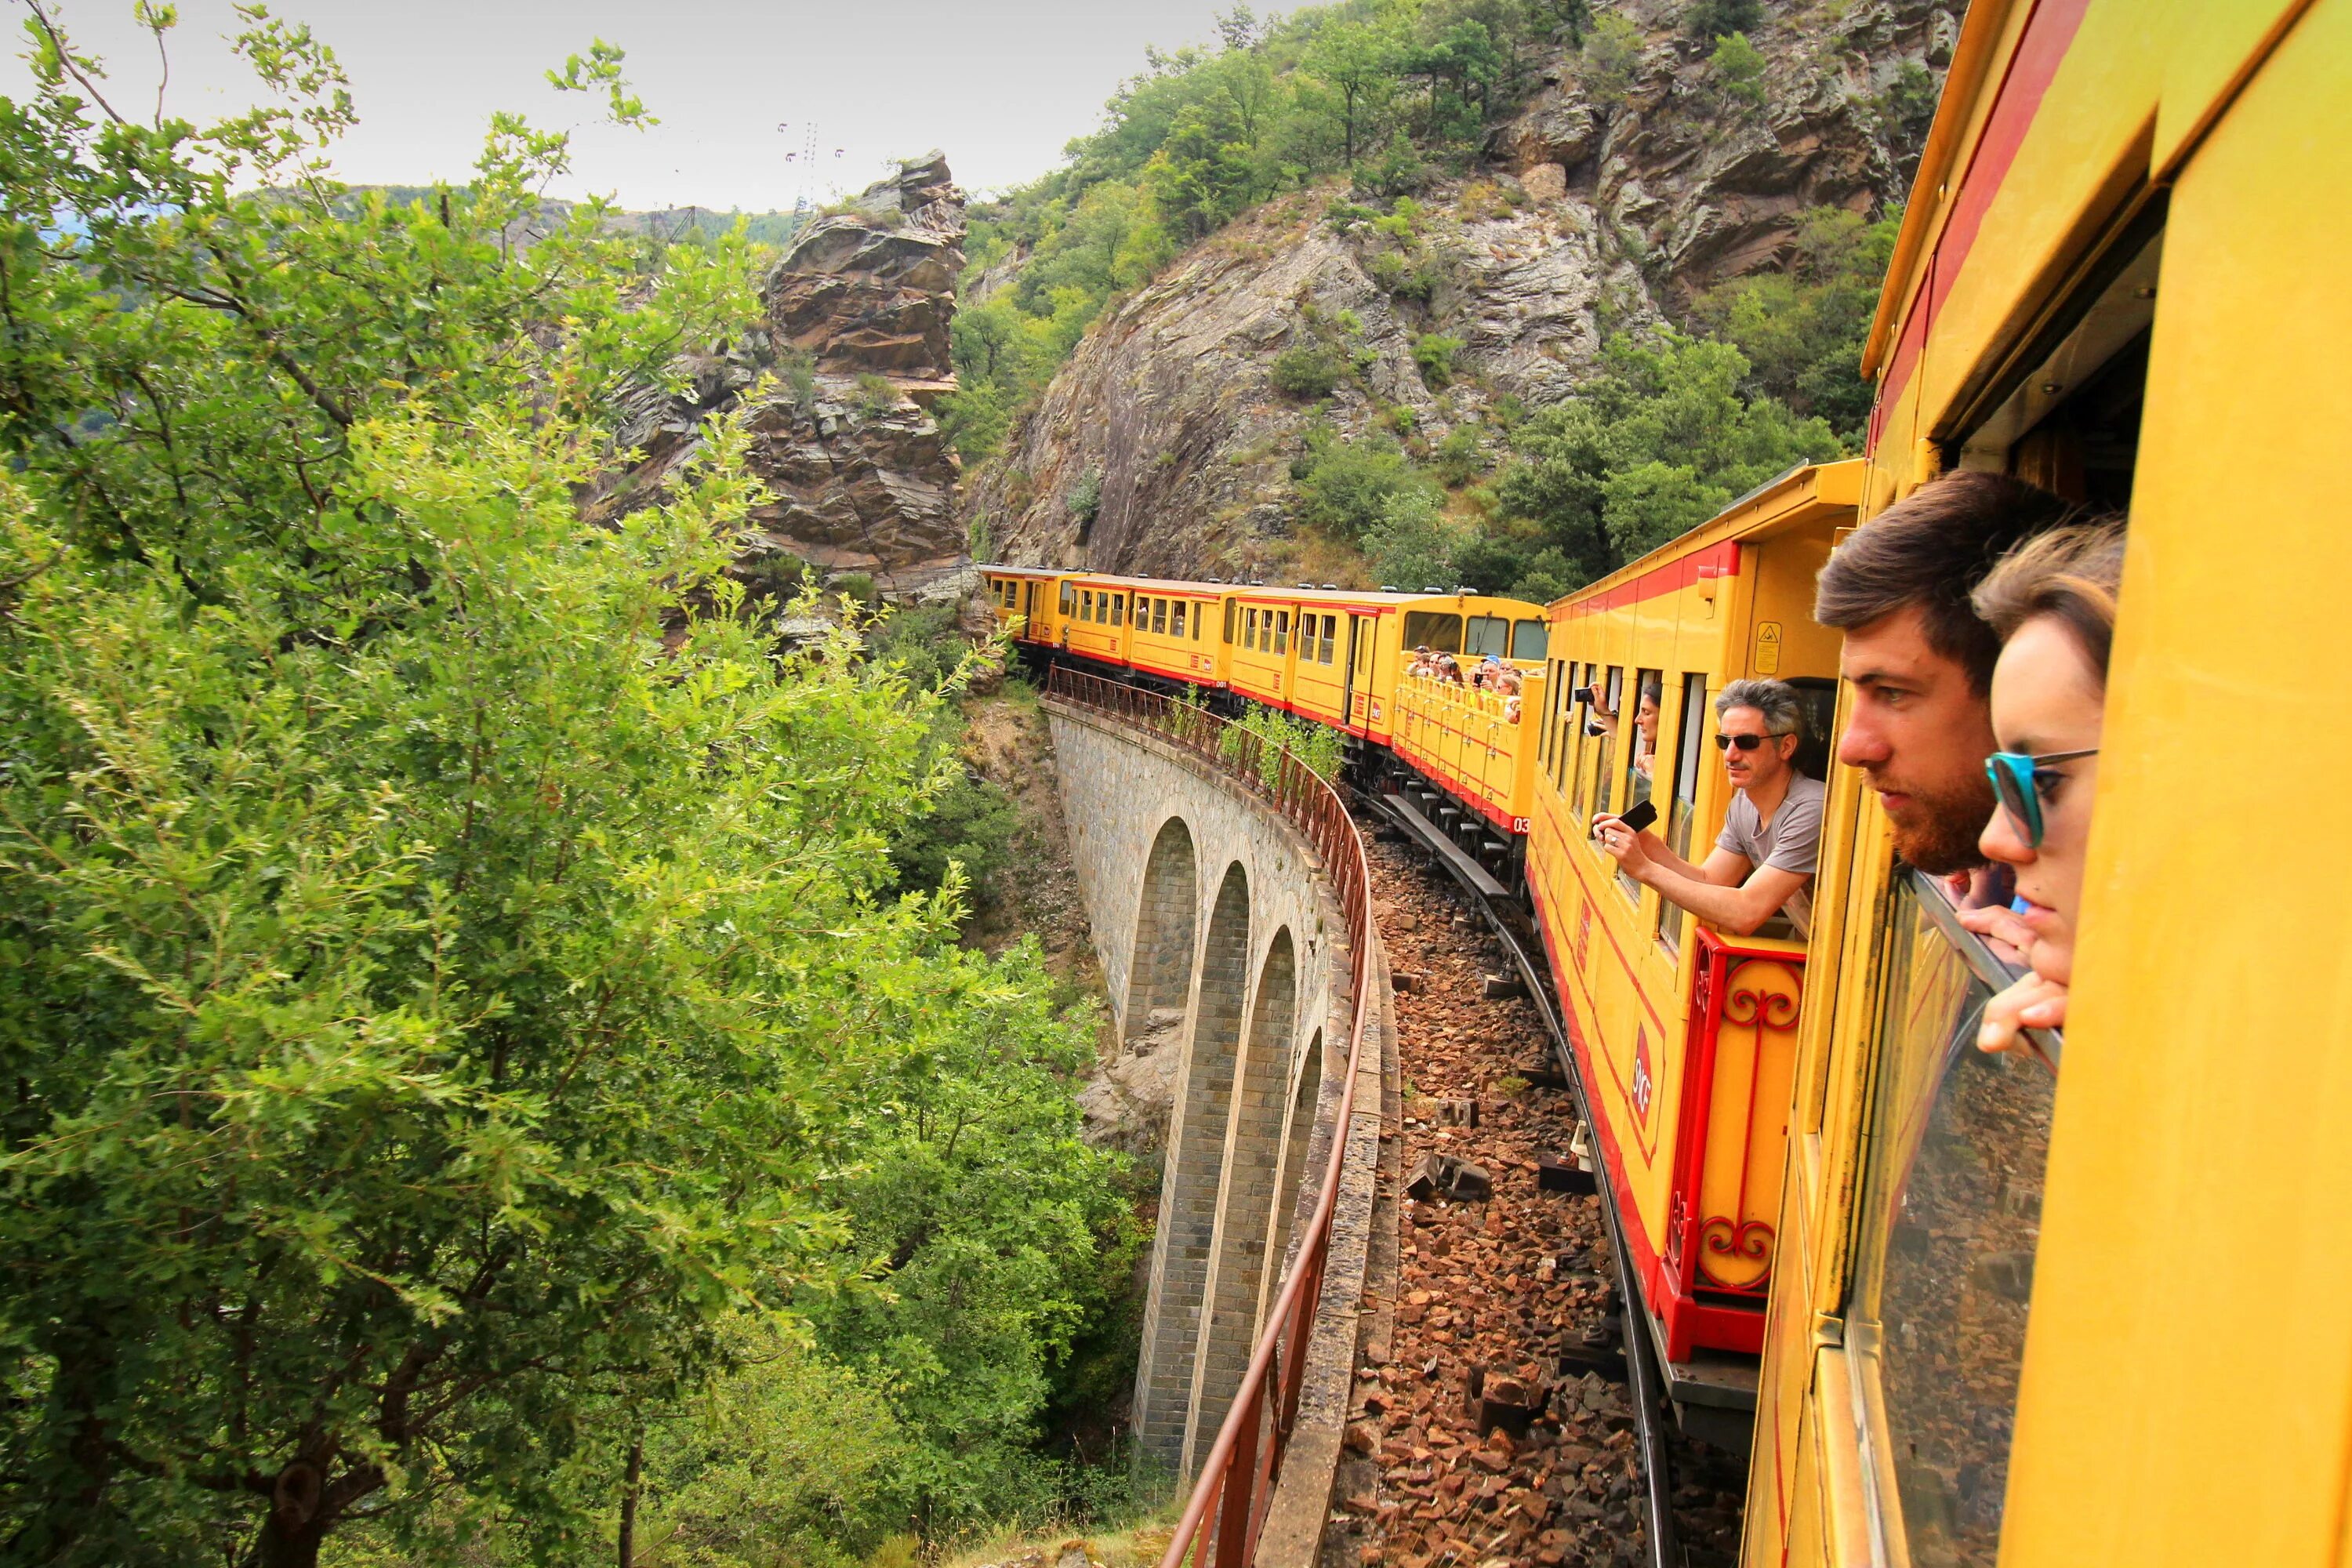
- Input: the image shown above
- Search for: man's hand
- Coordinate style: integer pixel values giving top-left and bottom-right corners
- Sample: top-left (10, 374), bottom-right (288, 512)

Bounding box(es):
top-left (1977, 971), bottom-right (2067, 1062)
top-left (1591, 812), bottom-right (1651, 877)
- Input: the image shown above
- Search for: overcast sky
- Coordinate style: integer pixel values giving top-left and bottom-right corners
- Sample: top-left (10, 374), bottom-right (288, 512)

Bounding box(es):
top-left (10, 0), bottom-right (1244, 209)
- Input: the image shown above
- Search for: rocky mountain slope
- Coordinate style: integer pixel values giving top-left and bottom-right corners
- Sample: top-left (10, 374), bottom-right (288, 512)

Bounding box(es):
top-left (966, 0), bottom-right (1952, 579)
top-left (590, 154), bottom-right (972, 597)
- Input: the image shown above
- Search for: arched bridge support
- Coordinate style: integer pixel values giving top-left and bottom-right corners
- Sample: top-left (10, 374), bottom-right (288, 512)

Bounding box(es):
top-left (1043, 697), bottom-right (1399, 1519)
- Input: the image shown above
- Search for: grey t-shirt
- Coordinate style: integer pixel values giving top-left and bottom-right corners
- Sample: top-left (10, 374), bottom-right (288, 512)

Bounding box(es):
top-left (1715, 772), bottom-right (1825, 938)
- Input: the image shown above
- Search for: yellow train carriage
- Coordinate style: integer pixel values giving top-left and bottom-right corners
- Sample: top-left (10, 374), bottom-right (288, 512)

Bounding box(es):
top-left (1746, 4), bottom-right (2352, 1567)
top-left (978, 567), bottom-right (1064, 647)
top-left (1524, 463), bottom-right (1863, 1418)
top-left (1112, 578), bottom-right (1226, 688)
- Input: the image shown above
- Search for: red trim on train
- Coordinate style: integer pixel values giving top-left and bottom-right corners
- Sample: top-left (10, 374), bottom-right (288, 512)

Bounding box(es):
top-left (1868, 0), bottom-right (2096, 448)
top-left (1557, 540), bottom-right (1743, 619)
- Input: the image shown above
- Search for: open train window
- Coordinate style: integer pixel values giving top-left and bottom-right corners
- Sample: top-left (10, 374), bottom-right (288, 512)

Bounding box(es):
top-left (1951, 215), bottom-right (2160, 510)
top-left (1403, 610), bottom-right (1462, 653)
top-left (1656, 673), bottom-right (1709, 954)
top-left (1059, 582), bottom-right (1075, 616)
top-left (1566, 662), bottom-right (1594, 810)
top-left (1590, 666), bottom-right (1624, 826)
top-left (1615, 671), bottom-right (1661, 902)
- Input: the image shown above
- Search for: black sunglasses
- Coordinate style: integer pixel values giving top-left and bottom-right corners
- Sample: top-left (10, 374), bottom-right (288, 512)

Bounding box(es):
top-left (1714, 731), bottom-right (1785, 752)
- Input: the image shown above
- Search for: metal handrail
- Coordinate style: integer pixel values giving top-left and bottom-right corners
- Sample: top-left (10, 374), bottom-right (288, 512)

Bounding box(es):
top-left (1044, 666), bottom-right (1376, 1568)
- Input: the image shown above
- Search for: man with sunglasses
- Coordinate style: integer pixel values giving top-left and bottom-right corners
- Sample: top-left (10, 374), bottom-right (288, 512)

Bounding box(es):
top-left (1592, 678), bottom-right (1824, 939)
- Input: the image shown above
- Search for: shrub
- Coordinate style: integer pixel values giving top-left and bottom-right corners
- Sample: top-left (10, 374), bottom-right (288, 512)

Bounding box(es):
top-left (1369, 248), bottom-right (1438, 303)
top-left (854, 371), bottom-right (902, 412)
top-left (1295, 437), bottom-right (1432, 542)
top-left (1434, 425), bottom-right (1486, 485)
top-left (1413, 332), bottom-right (1467, 388)
top-left (1271, 343), bottom-right (1345, 399)
top-left (1068, 465), bottom-right (1104, 528)
top-left (1687, 0), bottom-right (1761, 36)
top-left (1710, 31), bottom-right (1769, 106)
top-left (1584, 13), bottom-right (1645, 105)
top-left (1363, 487), bottom-right (1458, 591)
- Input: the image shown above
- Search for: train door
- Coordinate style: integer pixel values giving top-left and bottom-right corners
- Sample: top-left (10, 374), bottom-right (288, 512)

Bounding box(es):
top-left (1345, 612), bottom-right (1382, 736)
top-left (1022, 580), bottom-right (1036, 629)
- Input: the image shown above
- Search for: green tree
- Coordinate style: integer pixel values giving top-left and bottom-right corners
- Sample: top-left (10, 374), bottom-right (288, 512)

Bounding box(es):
top-left (1294, 432), bottom-right (1433, 541)
top-left (1690, 205), bottom-right (1901, 437)
top-left (1363, 485), bottom-right (1459, 590)
top-left (1304, 18), bottom-right (1403, 164)
top-left (0, 13), bottom-right (1084, 1564)
top-left (1583, 13), bottom-right (1646, 107)
top-left (1496, 332), bottom-right (1842, 583)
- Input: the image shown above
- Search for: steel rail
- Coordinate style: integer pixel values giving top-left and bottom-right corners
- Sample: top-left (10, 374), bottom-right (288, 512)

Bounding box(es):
top-left (1043, 666), bottom-right (1377, 1568)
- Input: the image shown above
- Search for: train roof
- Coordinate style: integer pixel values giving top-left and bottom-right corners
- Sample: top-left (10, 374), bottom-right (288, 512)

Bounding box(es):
top-left (973, 565), bottom-right (1544, 614)
top-left (1552, 459), bottom-right (1866, 612)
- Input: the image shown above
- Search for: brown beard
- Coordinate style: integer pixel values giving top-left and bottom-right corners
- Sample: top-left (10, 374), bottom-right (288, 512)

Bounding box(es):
top-left (1889, 772), bottom-right (1998, 876)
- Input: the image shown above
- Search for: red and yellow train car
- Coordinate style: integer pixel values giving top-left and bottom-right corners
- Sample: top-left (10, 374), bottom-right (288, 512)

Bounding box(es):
top-left (1523, 462), bottom-right (1864, 1441)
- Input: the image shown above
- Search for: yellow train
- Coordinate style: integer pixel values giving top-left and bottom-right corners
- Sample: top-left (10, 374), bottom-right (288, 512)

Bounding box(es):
top-left (977, 571), bottom-right (1553, 851)
top-left (989, 5), bottom-right (2351, 1560)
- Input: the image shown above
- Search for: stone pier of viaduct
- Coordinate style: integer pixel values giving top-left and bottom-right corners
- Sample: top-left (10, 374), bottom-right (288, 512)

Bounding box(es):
top-left (1044, 695), bottom-right (1399, 1543)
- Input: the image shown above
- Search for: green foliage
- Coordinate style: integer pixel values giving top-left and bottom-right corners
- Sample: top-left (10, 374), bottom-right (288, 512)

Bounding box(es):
top-left (1583, 13), bottom-right (1646, 106)
top-left (1271, 342), bottom-right (1345, 399)
top-left (1363, 485), bottom-right (1458, 590)
top-left (1878, 60), bottom-right (1940, 147)
top-left (1413, 332), bottom-right (1467, 387)
top-left (1433, 423), bottom-right (1486, 485)
top-left (1068, 464), bottom-right (1105, 528)
top-left (1293, 431), bottom-right (1435, 542)
top-left (1495, 331), bottom-right (1843, 586)
top-left (1687, 0), bottom-right (1762, 38)
top-left (1710, 31), bottom-right (1768, 105)
top-left (855, 371), bottom-right (902, 412)
top-left (1690, 205), bottom-right (1901, 438)
top-left (0, 14), bottom-right (1123, 1563)
top-left (1224, 704), bottom-right (1346, 782)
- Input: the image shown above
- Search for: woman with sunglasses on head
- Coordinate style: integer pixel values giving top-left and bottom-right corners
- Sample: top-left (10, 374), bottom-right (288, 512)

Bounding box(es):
top-left (1959, 520), bottom-right (2129, 1055)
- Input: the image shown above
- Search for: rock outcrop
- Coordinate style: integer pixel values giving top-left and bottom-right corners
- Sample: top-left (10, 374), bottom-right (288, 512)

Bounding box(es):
top-left (965, 0), bottom-right (1948, 579)
top-left (591, 153), bottom-right (971, 597)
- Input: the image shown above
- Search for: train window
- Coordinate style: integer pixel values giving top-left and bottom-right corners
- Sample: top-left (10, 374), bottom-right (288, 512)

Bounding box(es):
top-left (1846, 872), bottom-right (2057, 1568)
top-left (1114, 594), bottom-right (1127, 627)
top-left (1567, 662), bottom-right (1595, 811)
top-left (1590, 666), bottom-right (1624, 825)
top-left (1512, 619), bottom-right (1547, 661)
top-left (1402, 610), bottom-right (1462, 653)
top-left (1223, 599), bottom-right (1237, 644)
top-left (1275, 612), bottom-right (1290, 655)
top-left (1060, 582), bottom-right (1075, 616)
top-left (1171, 601), bottom-right (1186, 638)
top-left (1616, 671), bottom-right (1661, 900)
top-left (1464, 615), bottom-right (1509, 659)
top-left (1656, 673), bottom-right (1710, 953)
top-left (1319, 615), bottom-right (1336, 664)
top-left (1151, 597), bottom-right (1167, 635)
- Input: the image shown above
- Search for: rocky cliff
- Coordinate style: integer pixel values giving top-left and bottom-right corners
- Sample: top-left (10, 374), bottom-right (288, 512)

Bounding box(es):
top-left (966, 0), bottom-right (1951, 579)
top-left (593, 153), bottom-right (972, 597)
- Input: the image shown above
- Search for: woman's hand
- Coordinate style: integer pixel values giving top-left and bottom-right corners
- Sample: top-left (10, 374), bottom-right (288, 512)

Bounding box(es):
top-left (1977, 970), bottom-right (2067, 1058)
top-left (1956, 902), bottom-right (2035, 967)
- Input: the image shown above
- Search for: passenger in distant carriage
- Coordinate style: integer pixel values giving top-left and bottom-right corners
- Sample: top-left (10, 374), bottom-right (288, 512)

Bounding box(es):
top-left (1592, 678), bottom-right (1824, 939)
top-left (1812, 470), bottom-right (2077, 901)
top-left (1409, 644), bottom-right (1436, 678)
top-left (1631, 676), bottom-right (1662, 780)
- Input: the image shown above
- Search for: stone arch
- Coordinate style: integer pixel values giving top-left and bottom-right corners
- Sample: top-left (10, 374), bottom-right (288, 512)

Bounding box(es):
top-left (1191, 925), bottom-right (1297, 1455)
top-left (1134, 861), bottom-right (1250, 1469)
top-left (1263, 1025), bottom-right (1327, 1316)
top-left (1123, 816), bottom-right (1198, 1041)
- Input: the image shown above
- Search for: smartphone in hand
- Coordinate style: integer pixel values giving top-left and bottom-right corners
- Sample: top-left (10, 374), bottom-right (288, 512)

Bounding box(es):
top-left (1617, 800), bottom-right (1658, 833)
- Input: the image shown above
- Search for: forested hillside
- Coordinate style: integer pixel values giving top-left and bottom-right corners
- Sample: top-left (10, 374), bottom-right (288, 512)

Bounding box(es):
top-left (953, 0), bottom-right (1951, 594)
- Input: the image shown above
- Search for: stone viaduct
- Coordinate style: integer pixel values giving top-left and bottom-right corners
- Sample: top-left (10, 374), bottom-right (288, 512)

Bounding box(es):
top-left (1045, 695), bottom-right (1396, 1521)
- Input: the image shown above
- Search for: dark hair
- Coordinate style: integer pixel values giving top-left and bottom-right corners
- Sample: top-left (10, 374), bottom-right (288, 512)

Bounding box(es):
top-left (1813, 470), bottom-right (2077, 693)
top-left (1971, 519), bottom-right (2127, 684)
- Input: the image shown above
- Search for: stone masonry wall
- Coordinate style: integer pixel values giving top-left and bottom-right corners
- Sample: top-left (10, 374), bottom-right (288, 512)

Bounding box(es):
top-left (1045, 701), bottom-right (1396, 1551)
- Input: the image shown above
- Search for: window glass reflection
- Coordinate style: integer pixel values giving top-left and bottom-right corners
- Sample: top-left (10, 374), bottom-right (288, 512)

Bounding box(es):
top-left (1853, 873), bottom-right (2056, 1568)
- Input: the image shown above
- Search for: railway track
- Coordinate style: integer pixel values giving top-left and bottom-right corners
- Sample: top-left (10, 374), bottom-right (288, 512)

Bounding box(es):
top-left (1341, 793), bottom-right (1745, 1568)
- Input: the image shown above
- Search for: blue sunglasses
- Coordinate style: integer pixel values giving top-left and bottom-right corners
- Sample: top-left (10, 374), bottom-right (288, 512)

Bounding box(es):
top-left (1985, 748), bottom-right (2099, 849)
